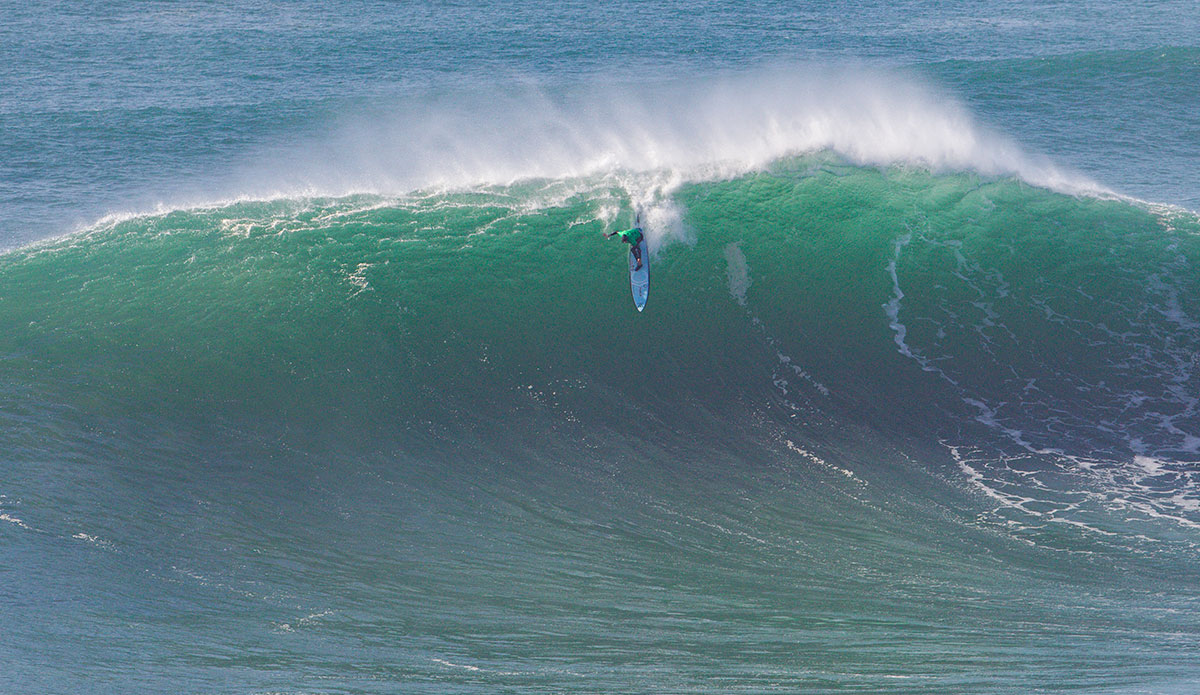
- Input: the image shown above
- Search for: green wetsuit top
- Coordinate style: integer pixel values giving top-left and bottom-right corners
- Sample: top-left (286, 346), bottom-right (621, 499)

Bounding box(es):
top-left (615, 227), bottom-right (643, 245)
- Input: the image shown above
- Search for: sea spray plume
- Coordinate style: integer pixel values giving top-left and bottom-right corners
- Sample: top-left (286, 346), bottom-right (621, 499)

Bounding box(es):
top-left (237, 64), bottom-right (1107, 208)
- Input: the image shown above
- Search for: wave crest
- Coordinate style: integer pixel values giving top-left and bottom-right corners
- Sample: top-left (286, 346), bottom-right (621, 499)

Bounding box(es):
top-left (239, 65), bottom-right (1106, 201)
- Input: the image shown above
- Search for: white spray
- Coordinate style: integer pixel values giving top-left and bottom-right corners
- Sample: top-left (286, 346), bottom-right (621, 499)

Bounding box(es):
top-left (228, 64), bottom-right (1106, 249)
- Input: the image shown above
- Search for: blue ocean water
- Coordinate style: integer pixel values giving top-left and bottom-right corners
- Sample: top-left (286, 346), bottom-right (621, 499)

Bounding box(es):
top-left (3, 2), bottom-right (1200, 693)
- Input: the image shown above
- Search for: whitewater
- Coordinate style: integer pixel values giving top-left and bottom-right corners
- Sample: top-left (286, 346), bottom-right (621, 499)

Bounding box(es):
top-left (3, 2), bottom-right (1200, 694)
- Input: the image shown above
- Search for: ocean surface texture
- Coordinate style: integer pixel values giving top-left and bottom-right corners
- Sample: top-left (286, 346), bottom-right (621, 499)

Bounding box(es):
top-left (3, 2), bottom-right (1200, 693)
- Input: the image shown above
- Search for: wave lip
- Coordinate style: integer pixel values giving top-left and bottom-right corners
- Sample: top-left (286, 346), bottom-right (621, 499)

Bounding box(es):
top-left (29, 64), bottom-right (1117, 253)
top-left (237, 65), bottom-right (1108, 203)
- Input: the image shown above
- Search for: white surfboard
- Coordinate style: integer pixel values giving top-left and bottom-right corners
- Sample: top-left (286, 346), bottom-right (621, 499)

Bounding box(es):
top-left (630, 238), bottom-right (649, 311)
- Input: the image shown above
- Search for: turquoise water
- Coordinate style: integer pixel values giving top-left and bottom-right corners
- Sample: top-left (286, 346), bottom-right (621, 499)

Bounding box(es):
top-left (3, 2), bottom-right (1200, 693)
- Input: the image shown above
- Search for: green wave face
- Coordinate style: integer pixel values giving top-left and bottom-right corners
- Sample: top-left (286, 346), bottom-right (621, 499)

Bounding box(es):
top-left (4, 162), bottom-right (1199, 457)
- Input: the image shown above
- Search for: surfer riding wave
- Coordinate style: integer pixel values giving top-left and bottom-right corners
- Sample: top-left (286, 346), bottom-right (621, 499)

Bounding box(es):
top-left (605, 222), bottom-right (644, 270)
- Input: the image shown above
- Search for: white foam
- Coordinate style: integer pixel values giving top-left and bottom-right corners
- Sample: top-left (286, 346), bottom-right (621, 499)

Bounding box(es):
top-left (72, 532), bottom-right (115, 548)
top-left (883, 232), bottom-right (962, 385)
top-left (0, 513), bottom-right (31, 530)
top-left (723, 242), bottom-right (752, 306)
top-left (883, 234), bottom-right (915, 359)
top-left (432, 658), bottom-right (482, 672)
top-left (346, 262), bottom-right (374, 297)
top-left (1133, 455), bottom-right (1169, 476)
top-left (785, 439), bottom-right (862, 483)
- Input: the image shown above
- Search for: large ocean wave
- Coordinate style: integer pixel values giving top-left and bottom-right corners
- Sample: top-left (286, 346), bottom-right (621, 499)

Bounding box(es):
top-left (3, 154), bottom-right (1198, 545)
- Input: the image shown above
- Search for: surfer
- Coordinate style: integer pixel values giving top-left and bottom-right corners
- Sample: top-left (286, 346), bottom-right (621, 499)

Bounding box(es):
top-left (605, 225), bottom-right (644, 270)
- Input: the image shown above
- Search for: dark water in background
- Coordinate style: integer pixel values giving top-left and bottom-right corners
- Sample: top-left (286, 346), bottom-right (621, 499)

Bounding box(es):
top-left (3, 2), bottom-right (1200, 693)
